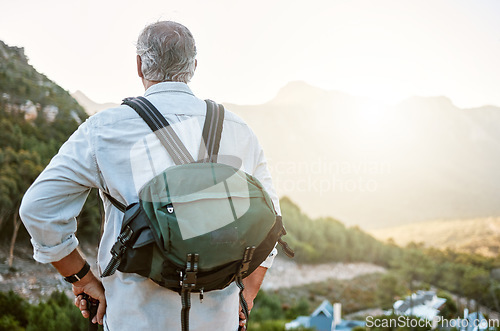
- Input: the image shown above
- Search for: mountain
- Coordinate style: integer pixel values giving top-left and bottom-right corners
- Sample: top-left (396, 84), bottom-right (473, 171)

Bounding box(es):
top-left (0, 40), bottom-right (87, 126)
top-left (71, 90), bottom-right (119, 115)
top-left (73, 81), bottom-right (500, 230)
top-left (0, 40), bottom-right (91, 244)
top-left (226, 81), bottom-right (500, 229)
top-left (369, 217), bottom-right (500, 257)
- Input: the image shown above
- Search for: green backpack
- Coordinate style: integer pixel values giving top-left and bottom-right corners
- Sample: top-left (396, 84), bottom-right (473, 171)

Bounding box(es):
top-left (101, 96), bottom-right (293, 330)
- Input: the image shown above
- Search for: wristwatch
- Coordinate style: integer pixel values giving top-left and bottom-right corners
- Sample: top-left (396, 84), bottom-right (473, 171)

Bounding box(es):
top-left (63, 261), bottom-right (91, 283)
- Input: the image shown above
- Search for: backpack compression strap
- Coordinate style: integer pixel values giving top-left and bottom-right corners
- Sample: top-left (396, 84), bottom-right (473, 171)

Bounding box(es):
top-left (122, 96), bottom-right (195, 165)
top-left (103, 193), bottom-right (126, 212)
top-left (197, 100), bottom-right (225, 163)
top-left (123, 97), bottom-right (225, 165)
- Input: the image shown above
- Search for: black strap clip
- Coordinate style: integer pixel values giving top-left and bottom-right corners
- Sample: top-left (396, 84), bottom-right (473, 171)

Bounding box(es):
top-left (238, 246), bottom-right (256, 277)
top-left (110, 226), bottom-right (133, 258)
top-left (278, 238), bottom-right (295, 258)
top-left (101, 226), bottom-right (134, 277)
top-left (182, 254), bottom-right (198, 289)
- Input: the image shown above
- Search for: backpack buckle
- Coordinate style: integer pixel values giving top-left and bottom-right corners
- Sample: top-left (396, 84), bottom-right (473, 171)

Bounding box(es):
top-left (238, 246), bottom-right (256, 276)
top-left (110, 226), bottom-right (133, 257)
top-left (182, 254), bottom-right (198, 289)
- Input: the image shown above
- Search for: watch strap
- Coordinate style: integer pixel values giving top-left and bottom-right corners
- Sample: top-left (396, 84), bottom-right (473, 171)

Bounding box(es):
top-left (64, 261), bottom-right (91, 283)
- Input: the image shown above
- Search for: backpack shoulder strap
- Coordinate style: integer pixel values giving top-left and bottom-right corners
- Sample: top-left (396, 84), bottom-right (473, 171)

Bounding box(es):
top-left (122, 96), bottom-right (194, 165)
top-left (197, 100), bottom-right (225, 163)
top-left (103, 192), bottom-right (126, 212)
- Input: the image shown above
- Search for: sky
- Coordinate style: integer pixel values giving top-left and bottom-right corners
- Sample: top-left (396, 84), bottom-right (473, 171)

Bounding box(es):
top-left (1, 0), bottom-right (499, 108)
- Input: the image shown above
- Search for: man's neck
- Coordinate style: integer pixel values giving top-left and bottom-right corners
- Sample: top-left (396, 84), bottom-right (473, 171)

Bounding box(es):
top-left (143, 79), bottom-right (161, 90)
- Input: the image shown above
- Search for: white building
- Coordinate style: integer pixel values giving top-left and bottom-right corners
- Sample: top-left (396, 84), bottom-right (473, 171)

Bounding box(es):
top-left (393, 290), bottom-right (447, 320)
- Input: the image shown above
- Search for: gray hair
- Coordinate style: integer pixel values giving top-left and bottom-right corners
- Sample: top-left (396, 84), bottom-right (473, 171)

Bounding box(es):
top-left (136, 21), bottom-right (197, 83)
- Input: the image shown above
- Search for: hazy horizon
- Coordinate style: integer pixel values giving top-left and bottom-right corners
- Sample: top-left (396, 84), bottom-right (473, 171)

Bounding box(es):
top-left (1, 0), bottom-right (500, 109)
top-left (73, 80), bottom-right (500, 110)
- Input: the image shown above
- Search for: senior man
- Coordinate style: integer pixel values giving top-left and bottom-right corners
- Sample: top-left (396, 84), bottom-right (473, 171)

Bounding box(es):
top-left (20, 21), bottom-right (280, 330)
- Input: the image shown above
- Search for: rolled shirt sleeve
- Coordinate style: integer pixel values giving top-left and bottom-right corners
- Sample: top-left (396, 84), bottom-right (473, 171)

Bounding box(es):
top-left (19, 118), bottom-right (102, 263)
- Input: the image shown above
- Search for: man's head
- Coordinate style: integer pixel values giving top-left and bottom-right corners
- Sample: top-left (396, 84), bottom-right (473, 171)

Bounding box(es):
top-left (136, 21), bottom-right (197, 85)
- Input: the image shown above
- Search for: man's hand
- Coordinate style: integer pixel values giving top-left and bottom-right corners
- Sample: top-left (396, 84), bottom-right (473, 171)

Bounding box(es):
top-left (239, 266), bottom-right (267, 329)
top-left (73, 272), bottom-right (107, 325)
top-left (51, 249), bottom-right (107, 325)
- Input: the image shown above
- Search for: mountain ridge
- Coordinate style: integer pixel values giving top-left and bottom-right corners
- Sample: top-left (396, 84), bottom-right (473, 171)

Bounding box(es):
top-left (224, 82), bottom-right (500, 229)
top-left (71, 90), bottom-right (119, 115)
top-left (369, 217), bottom-right (500, 257)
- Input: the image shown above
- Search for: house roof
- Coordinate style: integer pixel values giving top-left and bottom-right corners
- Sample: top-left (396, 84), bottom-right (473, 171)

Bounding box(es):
top-left (311, 300), bottom-right (334, 318)
top-left (405, 305), bottom-right (440, 321)
top-left (393, 290), bottom-right (447, 320)
top-left (430, 297), bottom-right (446, 309)
top-left (287, 301), bottom-right (365, 331)
top-left (285, 316), bottom-right (311, 329)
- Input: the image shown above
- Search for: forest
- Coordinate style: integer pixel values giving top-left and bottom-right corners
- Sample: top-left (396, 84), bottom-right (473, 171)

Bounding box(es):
top-left (1, 39), bottom-right (500, 330)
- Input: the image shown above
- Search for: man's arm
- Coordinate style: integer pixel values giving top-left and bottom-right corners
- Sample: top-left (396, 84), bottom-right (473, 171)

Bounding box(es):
top-left (251, 131), bottom-right (281, 270)
top-left (20, 119), bottom-right (106, 323)
top-left (237, 129), bottom-right (280, 328)
top-left (239, 266), bottom-right (267, 327)
top-left (52, 249), bottom-right (106, 325)
top-left (20, 119), bottom-right (103, 263)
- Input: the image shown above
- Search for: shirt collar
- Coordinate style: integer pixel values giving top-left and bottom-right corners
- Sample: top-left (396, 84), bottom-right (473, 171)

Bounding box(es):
top-left (143, 81), bottom-right (195, 97)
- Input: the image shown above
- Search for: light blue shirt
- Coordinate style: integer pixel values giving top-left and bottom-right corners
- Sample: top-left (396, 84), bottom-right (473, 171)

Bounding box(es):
top-left (20, 82), bottom-right (279, 330)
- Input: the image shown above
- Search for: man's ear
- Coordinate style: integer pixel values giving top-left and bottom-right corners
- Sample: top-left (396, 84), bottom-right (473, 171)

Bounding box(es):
top-left (137, 55), bottom-right (144, 78)
top-left (194, 59), bottom-right (197, 71)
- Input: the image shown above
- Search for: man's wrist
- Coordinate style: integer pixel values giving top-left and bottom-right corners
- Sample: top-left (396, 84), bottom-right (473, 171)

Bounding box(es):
top-left (72, 268), bottom-right (96, 287)
top-left (52, 248), bottom-right (88, 279)
top-left (64, 261), bottom-right (91, 283)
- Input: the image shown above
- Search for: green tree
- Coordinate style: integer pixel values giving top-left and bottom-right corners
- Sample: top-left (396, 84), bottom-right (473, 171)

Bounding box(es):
top-left (377, 273), bottom-right (405, 310)
top-left (0, 148), bottom-right (43, 267)
top-left (390, 247), bottom-right (434, 315)
top-left (252, 291), bottom-right (285, 322)
top-left (462, 266), bottom-right (489, 312)
top-left (437, 291), bottom-right (458, 319)
top-left (0, 315), bottom-right (23, 331)
top-left (26, 291), bottom-right (87, 331)
top-left (285, 297), bottom-right (311, 320)
top-left (0, 290), bottom-right (28, 327)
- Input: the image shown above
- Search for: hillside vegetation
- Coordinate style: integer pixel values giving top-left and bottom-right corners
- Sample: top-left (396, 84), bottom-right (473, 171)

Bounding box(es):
top-left (0, 40), bottom-right (99, 263)
top-left (277, 198), bottom-right (500, 313)
top-left (279, 197), bottom-right (401, 265)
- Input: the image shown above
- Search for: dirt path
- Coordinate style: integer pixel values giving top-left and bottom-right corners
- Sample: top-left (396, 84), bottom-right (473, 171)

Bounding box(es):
top-left (2, 245), bottom-right (386, 302)
top-left (262, 257), bottom-right (386, 290)
top-left (0, 244), bottom-right (98, 303)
